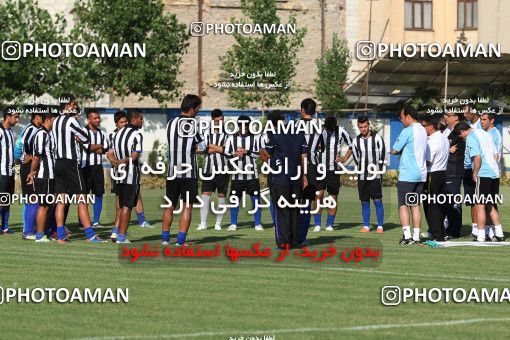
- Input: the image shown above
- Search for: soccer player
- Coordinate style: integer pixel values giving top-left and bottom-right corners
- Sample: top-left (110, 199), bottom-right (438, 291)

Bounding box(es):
top-left (443, 109), bottom-right (466, 238)
top-left (109, 109), bottom-right (144, 244)
top-left (463, 103), bottom-right (481, 236)
top-left (20, 107), bottom-right (43, 240)
top-left (26, 110), bottom-right (58, 242)
top-left (225, 115), bottom-right (262, 231)
top-left (0, 107), bottom-right (19, 234)
top-left (421, 114), bottom-right (449, 241)
top-left (52, 94), bottom-right (106, 243)
top-left (262, 110), bottom-right (308, 248)
top-left (458, 123), bottom-right (504, 242)
top-left (82, 109), bottom-right (108, 228)
top-left (391, 105), bottom-right (427, 244)
top-left (351, 115), bottom-right (386, 233)
top-left (310, 115), bottom-right (352, 232)
top-left (162, 94), bottom-right (206, 246)
top-left (197, 109), bottom-right (229, 231)
top-left (480, 111), bottom-right (502, 239)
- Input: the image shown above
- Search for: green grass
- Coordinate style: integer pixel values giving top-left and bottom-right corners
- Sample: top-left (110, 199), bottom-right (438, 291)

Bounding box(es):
top-left (1, 186), bottom-right (510, 339)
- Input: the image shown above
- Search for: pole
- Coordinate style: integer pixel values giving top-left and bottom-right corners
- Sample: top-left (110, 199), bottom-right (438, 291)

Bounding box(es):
top-left (198, 0), bottom-right (203, 97)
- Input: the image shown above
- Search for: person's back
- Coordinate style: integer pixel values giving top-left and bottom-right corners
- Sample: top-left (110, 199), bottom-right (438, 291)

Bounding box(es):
top-left (397, 122), bottom-right (427, 183)
top-left (267, 131), bottom-right (307, 186)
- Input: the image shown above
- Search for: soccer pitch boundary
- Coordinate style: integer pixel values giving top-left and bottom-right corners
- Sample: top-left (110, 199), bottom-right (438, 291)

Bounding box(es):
top-left (75, 317), bottom-right (510, 339)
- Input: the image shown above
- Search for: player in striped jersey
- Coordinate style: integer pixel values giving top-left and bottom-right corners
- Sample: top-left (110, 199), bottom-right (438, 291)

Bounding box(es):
top-left (351, 116), bottom-right (386, 233)
top-left (26, 110), bottom-right (59, 242)
top-left (225, 115), bottom-right (263, 231)
top-left (20, 108), bottom-right (43, 240)
top-left (310, 115), bottom-right (353, 232)
top-left (197, 109), bottom-right (229, 231)
top-left (108, 109), bottom-right (144, 243)
top-left (82, 109), bottom-right (108, 228)
top-left (52, 94), bottom-right (105, 243)
top-left (0, 107), bottom-right (20, 234)
top-left (162, 94), bottom-right (206, 246)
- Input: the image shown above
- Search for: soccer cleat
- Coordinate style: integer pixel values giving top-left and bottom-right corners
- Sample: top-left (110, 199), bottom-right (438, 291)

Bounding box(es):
top-left (65, 227), bottom-right (73, 237)
top-left (376, 227), bottom-right (384, 234)
top-left (214, 224), bottom-right (222, 231)
top-left (116, 239), bottom-right (131, 244)
top-left (92, 223), bottom-right (106, 229)
top-left (254, 225), bottom-right (264, 231)
top-left (140, 221), bottom-right (153, 228)
top-left (175, 242), bottom-right (193, 247)
top-left (325, 226), bottom-right (333, 231)
top-left (412, 238), bottom-right (421, 244)
top-left (2, 229), bottom-right (14, 235)
top-left (57, 239), bottom-right (70, 244)
top-left (313, 225), bottom-right (321, 232)
top-left (359, 227), bottom-right (370, 233)
top-left (86, 235), bottom-right (108, 243)
top-left (110, 232), bottom-right (118, 242)
top-left (162, 240), bottom-right (170, 246)
top-left (22, 234), bottom-right (36, 240)
top-left (491, 236), bottom-right (506, 242)
top-left (196, 224), bottom-right (207, 231)
top-left (227, 224), bottom-right (237, 231)
top-left (399, 238), bottom-right (415, 245)
top-left (35, 236), bottom-right (51, 243)
top-left (472, 238), bottom-right (485, 243)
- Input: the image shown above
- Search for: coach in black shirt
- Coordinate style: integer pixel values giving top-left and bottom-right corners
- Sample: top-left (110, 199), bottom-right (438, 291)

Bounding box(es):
top-left (443, 111), bottom-right (466, 238)
top-left (261, 110), bottom-right (308, 249)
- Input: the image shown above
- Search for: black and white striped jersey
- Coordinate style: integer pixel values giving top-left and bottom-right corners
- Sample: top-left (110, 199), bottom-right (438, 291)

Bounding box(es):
top-left (312, 126), bottom-right (353, 171)
top-left (111, 124), bottom-right (143, 185)
top-left (32, 127), bottom-right (56, 179)
top-left (166, 115), bottom-right (205, 179)
top-left (225, 134), bottom-right (260, 181)
top-left (82, 126), bottom-right (108, 166)
top-left (20, 123), bottom-right (39, 161)
top-left (52, 115), bottom-right (89, 163)
top-left (0, 126), bottom-right (14, 176)
top-left (351, 132), bottom-right (386, 180)
top-left (203, 130), bottom-right (229, 175)
top-left (299, 118), bottom-right (321, 164)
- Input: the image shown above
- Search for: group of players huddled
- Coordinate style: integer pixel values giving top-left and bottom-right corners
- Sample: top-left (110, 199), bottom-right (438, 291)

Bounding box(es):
top-left (0, 93), bottom-right (504, 247)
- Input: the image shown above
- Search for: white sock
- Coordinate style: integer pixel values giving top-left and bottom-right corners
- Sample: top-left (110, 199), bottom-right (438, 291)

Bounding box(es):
top-left (477, 229), bottom-right (486, 242)
top-left (215, 197), bottom-right (226, 226)
top-left (472, 224), bottom-right (478, 236)
top-left (199, 195), bottom-right (211, 226)
top-left (413, 228), bottom-right (420, 241)
top-left (494, 224), bottom-right (504, 238)
top-left (403, 226), bottom-right (411, 239)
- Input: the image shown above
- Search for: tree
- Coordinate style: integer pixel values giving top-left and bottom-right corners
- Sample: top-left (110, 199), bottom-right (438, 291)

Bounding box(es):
top-left (219, 0), bottom-right (306, 114)
top-left (0, 0), bottom-right (66, 104)
top-left (314, 34), bottom-right (352, 115)
top-left (72, 0), bottom-right (189, 106)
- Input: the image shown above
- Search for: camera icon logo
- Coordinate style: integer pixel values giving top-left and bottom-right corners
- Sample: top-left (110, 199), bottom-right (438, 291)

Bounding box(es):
top-left (177, 118), bottom-right (197, 138)
top-left (0, 193), bottom-right (11, 207)
top-left (405, 193), bottom-right (419, 206)
top-left (2, 41), bottom-right (21, 60)
top-left (356, 40), bottom-right (376, 61)
top-left (190, 22), bottom-right (205, 37)
top-left (381, 286), bottom-right (401, 306)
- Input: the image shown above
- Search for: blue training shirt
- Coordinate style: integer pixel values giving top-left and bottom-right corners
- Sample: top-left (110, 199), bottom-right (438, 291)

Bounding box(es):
top-left (393, 122), bottom-right (427, 182)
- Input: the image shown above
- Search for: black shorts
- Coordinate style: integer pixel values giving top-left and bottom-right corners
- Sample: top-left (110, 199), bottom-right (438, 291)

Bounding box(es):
top-left (82, 164), bottom-right (105, 196)
top-left (230, 179), bottom-right (260, 197)
top-left (34, 178), bottom-right (56, 206)
top-left (397, 181), bottom-right (424, 207)
top-left (166, 178), bottom-right (199, 206)
top-left (475, 177), bottom-right (500, 207)
top-left (118, 184), bottom-right (140, 209)
top-left (358, 179), bottom-right (383, 201)
top-left (21, 161), bottom-right (35, 195)
top-left (111, 181), bottom-right (119, 195)
top-left (55, 159), bottom-right (87, 195)
top-left (201, 174), bottom-right (229, 195)
top-left (463, 169), bottom-right (476, 206)
top-left (0, 175), bottom-right (15, 195)
top-left (310, 168), bottom-right (340, 196)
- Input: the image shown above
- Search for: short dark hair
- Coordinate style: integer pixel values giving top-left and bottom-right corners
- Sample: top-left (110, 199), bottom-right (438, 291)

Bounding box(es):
top-left (181, 94), bottom-right (202, 113)
top-left (481, 111), bottom-right (496, 120)
top-left (324, 115), bottom-right (337, 132)
top-left (422, 114), bottom-right (441, 130)
top-left (128, 109), bottom-right (143, 123)
top-left (114, 110), bottom-right (127, 124)
top-left (3, 106), bottom-right (20, 119)
top-left (43, 109), bottom-right (58, 121)
top-left (301, 98), bottom-right (316, 115)
top-left (267, 110), bottom-right (284, 127)
top-left (456, 121), bottom-right (471, 131)
top-left (59, 93), bottom-right (76, 111)
top-left (86, 109), bottom-right (100, 118)
top-left (400, 104), bottom-right (419, 120)
top-left (31, 105), bottom-right (46, 121)
top-left (357, 115), bottom-right (369, 125)
top-left (211, 109), bottom-right (223, 119)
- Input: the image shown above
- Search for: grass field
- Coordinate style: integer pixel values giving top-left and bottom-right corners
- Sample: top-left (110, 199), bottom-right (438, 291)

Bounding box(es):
top-left (1, 186), bottom-right (510, 339)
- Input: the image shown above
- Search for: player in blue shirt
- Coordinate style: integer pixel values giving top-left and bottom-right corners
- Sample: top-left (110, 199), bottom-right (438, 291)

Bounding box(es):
top-left (391, 105), bottom-right (427, 244)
